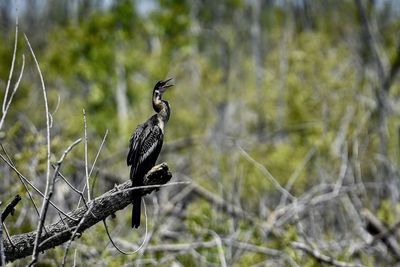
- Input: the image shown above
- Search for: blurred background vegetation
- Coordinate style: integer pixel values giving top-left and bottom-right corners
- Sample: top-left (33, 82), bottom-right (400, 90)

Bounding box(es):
top-left (1, 0), bottom-right (400, 266)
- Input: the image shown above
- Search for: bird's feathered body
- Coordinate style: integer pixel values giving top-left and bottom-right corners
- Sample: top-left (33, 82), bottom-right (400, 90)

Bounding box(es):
top-left (127, 115), bottom-right (164, 180)
top-left (127, 79), bottom-right (173, 228)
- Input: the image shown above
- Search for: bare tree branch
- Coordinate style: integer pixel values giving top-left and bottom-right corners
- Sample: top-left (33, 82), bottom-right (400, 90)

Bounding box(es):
top-left (354, 0), bottom-right (400, 164)
top-left (1, 145), bottom-right (41, 218)
top-left (383, 40), bottom-right (400, 92)
top-left (1, 195), bottom-right (21, 222)
top-left (24, 33), bottom-right (52, 266)
top-left (3, 16), bottom-right (18, 114)
top-left (238, 146), bottom-right (295, 201)
top-left (0, 203), bottom-right (4, 267)
top-left (61, 203), bottom-right (94, 266)
top-left (3, 163), bottom-right (172, 263)
top-left (292, 241), bottom-right (365, 267)
top-left (0, 17), bottom-right (25, 131)
top-left (29, 138), bottom-right (81, 266)
top-left (77, 129), bottom-right (108, 208)
top-left (354, 0), bottom-right (386, 79)
top-left (361, 209), bottom-right (400, 259)
top-left (83, 109), bottom-right (90, 202)
top-left (1, 195), bottom-right (22, 266)
top-left (0, 153), bottom-right (74, 220)
top-left (190, 181), bottom-right (255, 222)
top-left (28, 136), bottom-right (80, 266)
top-left (115, 237), bottom-right (281, 257)
top-left (101, 199), bottom-right (148, 256)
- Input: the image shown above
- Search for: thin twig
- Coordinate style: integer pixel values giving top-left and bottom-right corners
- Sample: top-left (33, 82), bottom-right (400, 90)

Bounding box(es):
top-left (29, 138), bottom-right (81, 266)
top-left (3, 163), bottom-right (172, 263)
top-left (24, 33), bottom-right (52, 266)
top-left (0, 153), bottom-right (75, 220)
top-left (53, 168), bottom-right (89, 210)
top-left (354, 0), bottom-right (386, 79)
top-left (77, 129), bottom-right (108, 208)
top-left (188, 179), bottom-right (256, 222)
top-left (115, 238), bottom-right (281, 256)
top-left (103, 198), bottom-right (148, 255)
top-left (3, 16), bottom-right (18, 114)
top-left (279, 147), bottom-right (316, 207)
top-left (361, 209), bottom-right (400, 259)
top-left (292, 242), bottom-right (365, 267)
top-left (334, 143), bottom-right (348, 195)
top-left (210, 231), bottom-right (227, 267)
top-left (89, 129), bottom-right (108, 179)
top-left (61, 204), bottom-right (94, 267)
top-left (89, 130), bottom-right (108, 197)
top-left (83, 109), bottom-right (90, 202)
top-left (0, 203), bottom-right (5, 266)
top-left (0, 144), bottom-right (40, 217)
top-left (53, 169), bottom-right (82, 195)
top-left (383, 40), bottom-right (400, 92)
top-left (238, 145), bottom-right (295, 201)
top-left (72, 249), bottom-right (78, 267)
top-left (0, 54), bottom-right (25, 131)
top-left (38, 227), bottom-right (77, 249)
top-left (57, 139), bottom-right (82, 164)
top-left (370, 219), bottom-right (400, 246)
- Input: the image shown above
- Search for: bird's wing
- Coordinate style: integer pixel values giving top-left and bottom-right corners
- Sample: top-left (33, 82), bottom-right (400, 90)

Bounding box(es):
top-left (139, 125), bottom-right (164, 165)
top-left (127, 124), bottom-right (145, 166)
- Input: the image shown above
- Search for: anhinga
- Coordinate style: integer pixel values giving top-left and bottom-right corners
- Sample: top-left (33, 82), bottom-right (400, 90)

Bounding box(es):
top-left (127, 78), bottom-right (174, 228)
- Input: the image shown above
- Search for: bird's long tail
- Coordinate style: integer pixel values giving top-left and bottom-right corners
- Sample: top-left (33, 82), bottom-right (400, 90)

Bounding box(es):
top-left (132, 195), bottom-right (141, 228)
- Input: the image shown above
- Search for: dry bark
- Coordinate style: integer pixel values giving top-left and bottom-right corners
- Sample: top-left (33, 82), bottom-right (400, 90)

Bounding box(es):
top-left (3, 163), bottom-right (172, 262)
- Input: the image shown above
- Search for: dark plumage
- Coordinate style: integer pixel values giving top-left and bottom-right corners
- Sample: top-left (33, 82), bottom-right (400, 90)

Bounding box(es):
top-left (127, 78), bottom-right (173, 228)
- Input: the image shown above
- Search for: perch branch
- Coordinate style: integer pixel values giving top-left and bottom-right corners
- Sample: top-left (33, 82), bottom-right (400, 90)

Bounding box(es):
top-left (3, 163), bottom-right (172, 263)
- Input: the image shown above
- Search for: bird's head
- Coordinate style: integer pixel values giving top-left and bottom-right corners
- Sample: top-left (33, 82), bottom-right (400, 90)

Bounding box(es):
top-left (153, 78), bottom-right (174, 113)
top-left (154, 78), bottom-right (174, 95)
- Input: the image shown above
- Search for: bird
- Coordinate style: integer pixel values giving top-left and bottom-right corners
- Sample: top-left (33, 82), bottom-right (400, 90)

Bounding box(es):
top-left (127, 78), bottom-right (174, 228)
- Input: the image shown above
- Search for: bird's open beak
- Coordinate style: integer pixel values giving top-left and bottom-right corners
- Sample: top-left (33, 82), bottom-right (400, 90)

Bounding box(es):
top-left (160, 78), bottom-right (174, 92)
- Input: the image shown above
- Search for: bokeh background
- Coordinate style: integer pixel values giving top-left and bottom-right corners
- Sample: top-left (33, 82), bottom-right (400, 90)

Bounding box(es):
top-left (1, 0), bottom-right (400, 266)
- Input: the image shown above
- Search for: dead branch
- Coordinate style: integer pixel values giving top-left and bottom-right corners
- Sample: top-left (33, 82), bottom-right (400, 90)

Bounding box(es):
top-left (1, 195), bottom-right (22, 222)
top-left (371, 219), bottom-right (400, 246)
top-left (354, 0), bottom-right (386, 79)
top-left (0, 204), bottom-right (4, 266)
top-left (0, 153), bottom-right (73, 220)
top-left (83, 109), bottom-right (90, 202)
top-left (361, 209), bottom-right (400, 259)
top-left (1, 145), bottom-right (41, 218)
top-left (3, 163), bottom-right (172, 263)
top-left (24, 33), bottom-right (53, 266)
top-left (292, 241), bottom-right (365, 267)
top-left (0, 17), bottom-right (25, 132)
top-left (115, 237), bottom-right (281, 257)
top-left (190, 181), bottom-right (255, 223)
top-left (29, 138), bottom-right (81, 266)
top-left (61, 204), bottom-right (94, 266)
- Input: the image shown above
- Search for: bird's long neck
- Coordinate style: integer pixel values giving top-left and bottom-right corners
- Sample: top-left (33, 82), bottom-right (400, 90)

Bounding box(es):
top-left (152, 90), bottom-right (170, 123)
